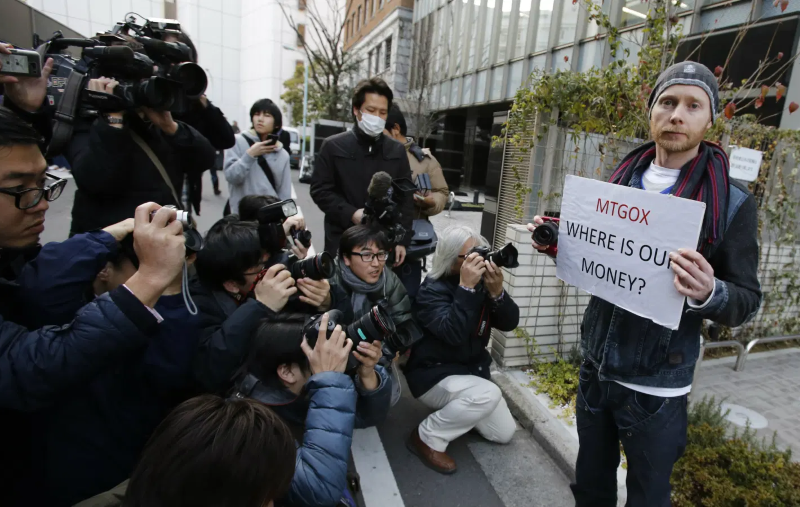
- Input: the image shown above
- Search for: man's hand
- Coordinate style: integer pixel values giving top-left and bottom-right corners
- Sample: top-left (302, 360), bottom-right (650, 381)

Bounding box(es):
top-left (394, 245), bottom-right (406, 267)
top-left (670, 249), bottom-right (715, 302)
top-left (141, 107), bottom-right (179, 135)
top-left (87, 78), bottom-right (124, 128)
top-left (254, 264), bottom-right (297, 312)
top-left (283, 215), bottom-right (306, 236)
top-left (297, 278), bottom-right (332, 310)
top-left (0, 43), bottom-right (54, 112)
top-left (301, 313), bottom-right (353, 374)
top-left (352, 208), bottom-right (365, 225)
top-left (483, 260), bottom-right (504, 298)
top-left (124, 203), bottom-right (186, 307)
top-left (246, 140), bottom-right (278, 157)
top-left (290, 241), bottom-right (309, 260)
top-left (102, 218), bottom-right (135, 242)
top-left (354, 340), bottom-right (382, 391)
top-left (414, 191), bottom-right (435, 209)
top-left (527, 216), bottom-right (549, 252)
top-left (460, 252), bottom-right (486, 289)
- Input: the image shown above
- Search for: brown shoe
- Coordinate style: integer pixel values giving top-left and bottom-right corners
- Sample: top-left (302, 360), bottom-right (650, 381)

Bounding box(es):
top-left (406, 428), bottom-right (457, 474)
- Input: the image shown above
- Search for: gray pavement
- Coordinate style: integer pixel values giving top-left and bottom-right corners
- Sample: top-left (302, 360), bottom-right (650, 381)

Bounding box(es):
top-left (41, 168), bottom-right (573, 507)
top-left (693, 348), bottom-right (800, 456)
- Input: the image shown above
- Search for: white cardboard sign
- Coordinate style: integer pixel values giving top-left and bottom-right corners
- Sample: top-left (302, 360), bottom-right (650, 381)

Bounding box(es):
top-left (556, 175), bottom-right (706, 330)
top-left (729, 147), bottom-right (763, 182)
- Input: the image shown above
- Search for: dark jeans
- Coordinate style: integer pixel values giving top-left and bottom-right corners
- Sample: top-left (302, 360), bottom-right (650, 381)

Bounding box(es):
top-left (210, 167), bottom-right (219, 187)
top-left (393, 258), bottom-right (422, 301)
top-left (571, 361), bottom-right (688, 507)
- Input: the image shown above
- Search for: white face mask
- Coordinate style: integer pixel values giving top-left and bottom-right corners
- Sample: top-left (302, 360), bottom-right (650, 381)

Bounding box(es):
top-left (358, 111), bottom-right (386, 138)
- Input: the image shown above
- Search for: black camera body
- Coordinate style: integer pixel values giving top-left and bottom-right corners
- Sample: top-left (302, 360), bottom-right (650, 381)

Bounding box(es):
top-left (363, 177), bottom-right (416, 246)
top-left (467, 243), bottom-right (520, 269)
top-left (149, 204), bottom-right (203, 254)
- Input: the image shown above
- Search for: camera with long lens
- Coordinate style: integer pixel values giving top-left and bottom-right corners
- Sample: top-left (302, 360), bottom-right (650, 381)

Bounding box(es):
top-left (304, 303), bottom-right (397, 371)
top-left (532, 216), bottom-right (560, 257)
top-left (362, 172), bottom-right (417, 247)
top-left (467, 243), bottom-right (520, 269)
top-left (254, 199), bottom-right (298, 252)
top-left (286, 251), bottom-right (335, 281)
top-left (35, 15), bottom-right (208, 155)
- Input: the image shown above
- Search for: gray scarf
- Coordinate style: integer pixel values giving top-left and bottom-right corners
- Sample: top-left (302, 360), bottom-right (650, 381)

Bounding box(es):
top-left (337, 257), bottom-right (385, 313)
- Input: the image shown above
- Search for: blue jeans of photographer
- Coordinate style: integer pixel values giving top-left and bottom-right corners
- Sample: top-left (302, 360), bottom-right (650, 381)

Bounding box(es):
top-left (571, 361), bottom-right (688, 507)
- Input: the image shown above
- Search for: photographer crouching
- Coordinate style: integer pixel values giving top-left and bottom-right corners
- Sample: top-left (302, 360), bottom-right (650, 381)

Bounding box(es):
top-left (235, 312), bottom-right (391, 507)
top-left (404, 225), bottom-right (520, 474)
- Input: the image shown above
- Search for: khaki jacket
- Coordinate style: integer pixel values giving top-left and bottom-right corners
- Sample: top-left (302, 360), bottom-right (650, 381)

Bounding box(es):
top-left (405, 140), bottom-right (449, 218)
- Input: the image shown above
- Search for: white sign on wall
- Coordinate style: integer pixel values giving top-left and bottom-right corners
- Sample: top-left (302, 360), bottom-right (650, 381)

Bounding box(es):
top-left (556, 175), bottom-right (706, 330)
top-left (729, 147), bottom-right (763, 182)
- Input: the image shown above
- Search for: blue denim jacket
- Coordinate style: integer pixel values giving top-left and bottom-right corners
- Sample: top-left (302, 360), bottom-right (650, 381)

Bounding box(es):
top-left (581, 176), bottom-right (762, 388)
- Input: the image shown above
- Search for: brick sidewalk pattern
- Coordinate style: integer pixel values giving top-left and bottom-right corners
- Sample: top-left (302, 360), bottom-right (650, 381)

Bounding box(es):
top-left (692, 348), bottom-right (800, 458)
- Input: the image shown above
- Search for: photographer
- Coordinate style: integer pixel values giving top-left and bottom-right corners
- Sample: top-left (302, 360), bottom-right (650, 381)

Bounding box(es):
top-left (192, 216), bottom-right (343, 393)
top-left (238, 194), bottom-right (309, 260)
top-left (235, 313), bottom-right (391, 507)
top-left (224, 99), bottom-right (291, 214)
top-left (383, 105), bottom-right (449, 299)
top-left (310, 78), bottom-right (413, 259)
top-left (404, 225), bottom-right (519, 474)
top-left (334, 225), bottom-right (420, 356)
top-left (65, 76), bottom-right (216, 234)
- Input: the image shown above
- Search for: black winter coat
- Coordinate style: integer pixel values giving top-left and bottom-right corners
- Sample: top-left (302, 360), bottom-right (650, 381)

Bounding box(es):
top-left (66, 114), bottom-right (216, 234)
top-left (310, 126), bottom-right (414, 254)
top-left (405, 276), bottom-right (520, 398)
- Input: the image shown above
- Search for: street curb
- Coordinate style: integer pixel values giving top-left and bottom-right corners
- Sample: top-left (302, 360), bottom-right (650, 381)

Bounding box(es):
top-left (492, 370), bottom-right (578, 482)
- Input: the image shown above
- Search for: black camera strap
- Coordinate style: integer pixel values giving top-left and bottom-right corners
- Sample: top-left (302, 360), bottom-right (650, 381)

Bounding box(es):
top-left (243, 135), bottom-right (278, 190)
top-left (129, 130), bottom-right (183, 208)
top-left (45, 67), bottom-right (85, 158)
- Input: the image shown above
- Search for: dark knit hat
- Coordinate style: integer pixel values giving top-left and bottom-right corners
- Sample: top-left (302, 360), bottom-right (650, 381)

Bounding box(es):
top-left (647, 61), bottom-right (719, 122)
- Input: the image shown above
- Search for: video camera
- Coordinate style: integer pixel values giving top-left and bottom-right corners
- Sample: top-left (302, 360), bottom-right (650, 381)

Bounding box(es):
top-left (362, 171), bottom-right (416, 246)
top-left (35, 15), bottom-right (208, 155)
top-left (303, 303), bottom-right (396, 371)
top-left (467, 243), bottom-right (520, 269)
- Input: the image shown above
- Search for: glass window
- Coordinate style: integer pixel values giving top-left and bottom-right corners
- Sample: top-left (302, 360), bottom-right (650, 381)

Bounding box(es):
top-left (558, 0), bottom-right (580, 45)
top-left (467, 0), bottom-right (481, 70)
top-left (490, 66), bottom-right (504, 101)
top-left (529, 53), bottom-right (546, 71)
top-left (534, 0), bottom-right (553, 52)
top-left (375, 44), bottom-right (381, 74)
top-left (450, 78), bottom-right (461, 105)
top-left (481, 0), bottom-right (496, 67)
top-left (495, 0), bottom-right (513, 62)
top-left (385, 37), bottom-right (392, 70)
top-left (514, 0), bottom-right (532, 58)
top-left (432, 84), bottom-right (440, 108)
top-left (455, 0), bottom-right (469, 74)
top-left (578, 41), bottom-right (599, 72)
top-left (476, 69), bottom-right (488, 101)
top-left (440, 80), bottom-right (450, 108)
top-left (443, 2), bottom-right (455, 77)
top-left (621, 0), bottom-right (648, 27)
top-left (462, 74), bottom-right (473, 104)
top-left (585, 0), bottom-right (605, 39)
top-left (678, 0), bottom-right (694, 12)
top-left (506, 60), bottom-right (523, 98)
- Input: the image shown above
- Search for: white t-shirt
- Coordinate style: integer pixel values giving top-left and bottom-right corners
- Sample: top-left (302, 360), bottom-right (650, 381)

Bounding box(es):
top-left (613, 162), bottom-right (691, 398)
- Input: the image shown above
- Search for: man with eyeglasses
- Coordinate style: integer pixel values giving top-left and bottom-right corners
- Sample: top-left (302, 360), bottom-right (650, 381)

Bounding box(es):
top-left (332, 225), bottom-right (421, 367)
top-left (0, 106), bottom-right (189, 506)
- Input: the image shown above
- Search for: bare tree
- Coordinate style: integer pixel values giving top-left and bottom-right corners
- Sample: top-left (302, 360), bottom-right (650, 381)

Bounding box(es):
top-left (279, 0), bottom-right (360, 121)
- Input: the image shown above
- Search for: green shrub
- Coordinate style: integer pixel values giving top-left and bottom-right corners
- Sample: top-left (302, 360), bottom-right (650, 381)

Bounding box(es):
top-left (527, 356), bottom-right (579, 420)
top-left (672, 396), bottom-right (800, 506)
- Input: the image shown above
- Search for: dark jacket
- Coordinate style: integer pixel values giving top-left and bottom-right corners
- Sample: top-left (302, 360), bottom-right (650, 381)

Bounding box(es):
top-left (581, 177), bottom-right (762, 388)
top-left (310, 126), bottom-right (414, 254)
top-left (240, 367), bottom-right (392, 507)
top-left (405, 276), bottom-right (520, 398)
top-left (279, 128), bottom-right (292, 157)
top-left (330, 259), bottom-right (421, 353)
top-left (66, 113), bottom-right (216, 234)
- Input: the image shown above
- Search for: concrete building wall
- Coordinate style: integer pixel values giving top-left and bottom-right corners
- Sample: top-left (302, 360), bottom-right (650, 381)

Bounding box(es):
top-left (348, 6), bottom-right (412, 97)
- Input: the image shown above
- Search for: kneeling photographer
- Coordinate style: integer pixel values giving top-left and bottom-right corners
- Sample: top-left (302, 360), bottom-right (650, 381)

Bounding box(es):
top-left (405, 225), bottom-right (520, 474)
top-left (235, 312), bottom-right (391, 507)
top-left (192, 200), bottom-right (347, 393)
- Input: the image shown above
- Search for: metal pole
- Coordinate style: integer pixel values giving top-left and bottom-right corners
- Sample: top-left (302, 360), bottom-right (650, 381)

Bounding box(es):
top-left (302, 61), bottom-right (309, 161)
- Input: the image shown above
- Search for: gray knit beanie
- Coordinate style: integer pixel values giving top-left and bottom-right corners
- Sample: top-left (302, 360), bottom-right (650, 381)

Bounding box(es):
top-left (647, 61), bottom-right (719, 122)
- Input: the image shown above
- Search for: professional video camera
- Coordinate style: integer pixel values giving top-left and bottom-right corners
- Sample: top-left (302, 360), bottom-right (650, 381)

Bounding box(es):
top-left (362, 171), bottom-right (416, 246)
top-left (34, 15), bottom-right (207, 155)
top-left (467, 243), bottom-right (520, 269)
top-left (303, 303), bottom-right (396, 371)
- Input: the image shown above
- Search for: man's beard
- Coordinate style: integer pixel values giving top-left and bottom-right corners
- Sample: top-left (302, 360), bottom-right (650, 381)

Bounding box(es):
top-left (652, 125), bottom-right (704, 154)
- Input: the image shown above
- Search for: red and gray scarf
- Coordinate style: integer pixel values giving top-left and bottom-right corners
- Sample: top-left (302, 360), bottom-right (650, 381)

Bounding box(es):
top-left (608, 140), bottom-right (730, 256)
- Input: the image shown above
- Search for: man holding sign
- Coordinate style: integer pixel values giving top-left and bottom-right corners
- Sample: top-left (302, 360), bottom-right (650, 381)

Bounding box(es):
top-left (528, 62), bottom-right (761, 507)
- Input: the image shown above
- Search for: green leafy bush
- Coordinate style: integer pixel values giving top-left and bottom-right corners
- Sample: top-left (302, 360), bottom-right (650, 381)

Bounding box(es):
top-left (527, 357), bottom-right (579, 419)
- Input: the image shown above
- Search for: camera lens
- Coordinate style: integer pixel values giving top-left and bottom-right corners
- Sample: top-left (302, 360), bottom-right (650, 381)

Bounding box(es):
top-left (168, 62), bottom-right (208, 97)
top-left (490, 243), bottom-right (520, 269)
top-left (133, 76), bottom-right (176, 109)
top-left (346, 304), bottom-right (396, 344)
top-left (532, 222), bottom-right (559, 246)
top-left (289, 251), bottom-right (335, 281)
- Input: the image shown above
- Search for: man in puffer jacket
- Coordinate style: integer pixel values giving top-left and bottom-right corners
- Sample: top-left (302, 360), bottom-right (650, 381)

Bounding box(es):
top-left (235, 313), bottom-right (392, 507)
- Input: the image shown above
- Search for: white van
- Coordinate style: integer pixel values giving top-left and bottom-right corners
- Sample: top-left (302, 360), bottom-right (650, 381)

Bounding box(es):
top-left (283, 126), bottom-right (301, 168)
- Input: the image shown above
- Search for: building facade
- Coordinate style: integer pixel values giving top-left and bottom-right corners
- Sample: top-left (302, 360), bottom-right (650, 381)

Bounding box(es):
top-left (409, 0), bottom-right (800, 192)
top-left (6, 0), bottom-right (335, 127)
top-left (344, 0), bottom-right (414, 98)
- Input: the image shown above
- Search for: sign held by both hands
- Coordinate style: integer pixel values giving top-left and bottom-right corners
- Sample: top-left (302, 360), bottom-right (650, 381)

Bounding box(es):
top-left (556, 175), bottom-right (706, 330)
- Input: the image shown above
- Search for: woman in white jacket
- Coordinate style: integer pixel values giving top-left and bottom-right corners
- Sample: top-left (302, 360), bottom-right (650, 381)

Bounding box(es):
top-left (224, 99), bottom-right (291, 214)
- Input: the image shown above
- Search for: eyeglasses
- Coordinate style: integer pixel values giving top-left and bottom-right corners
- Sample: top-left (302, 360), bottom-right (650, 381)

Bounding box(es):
top-left (243, 264), bottom-right (267, 276)
top-left (351, 251), bottom-right (389, 263)
top-left (0, 173), bottom-right (67, 210)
